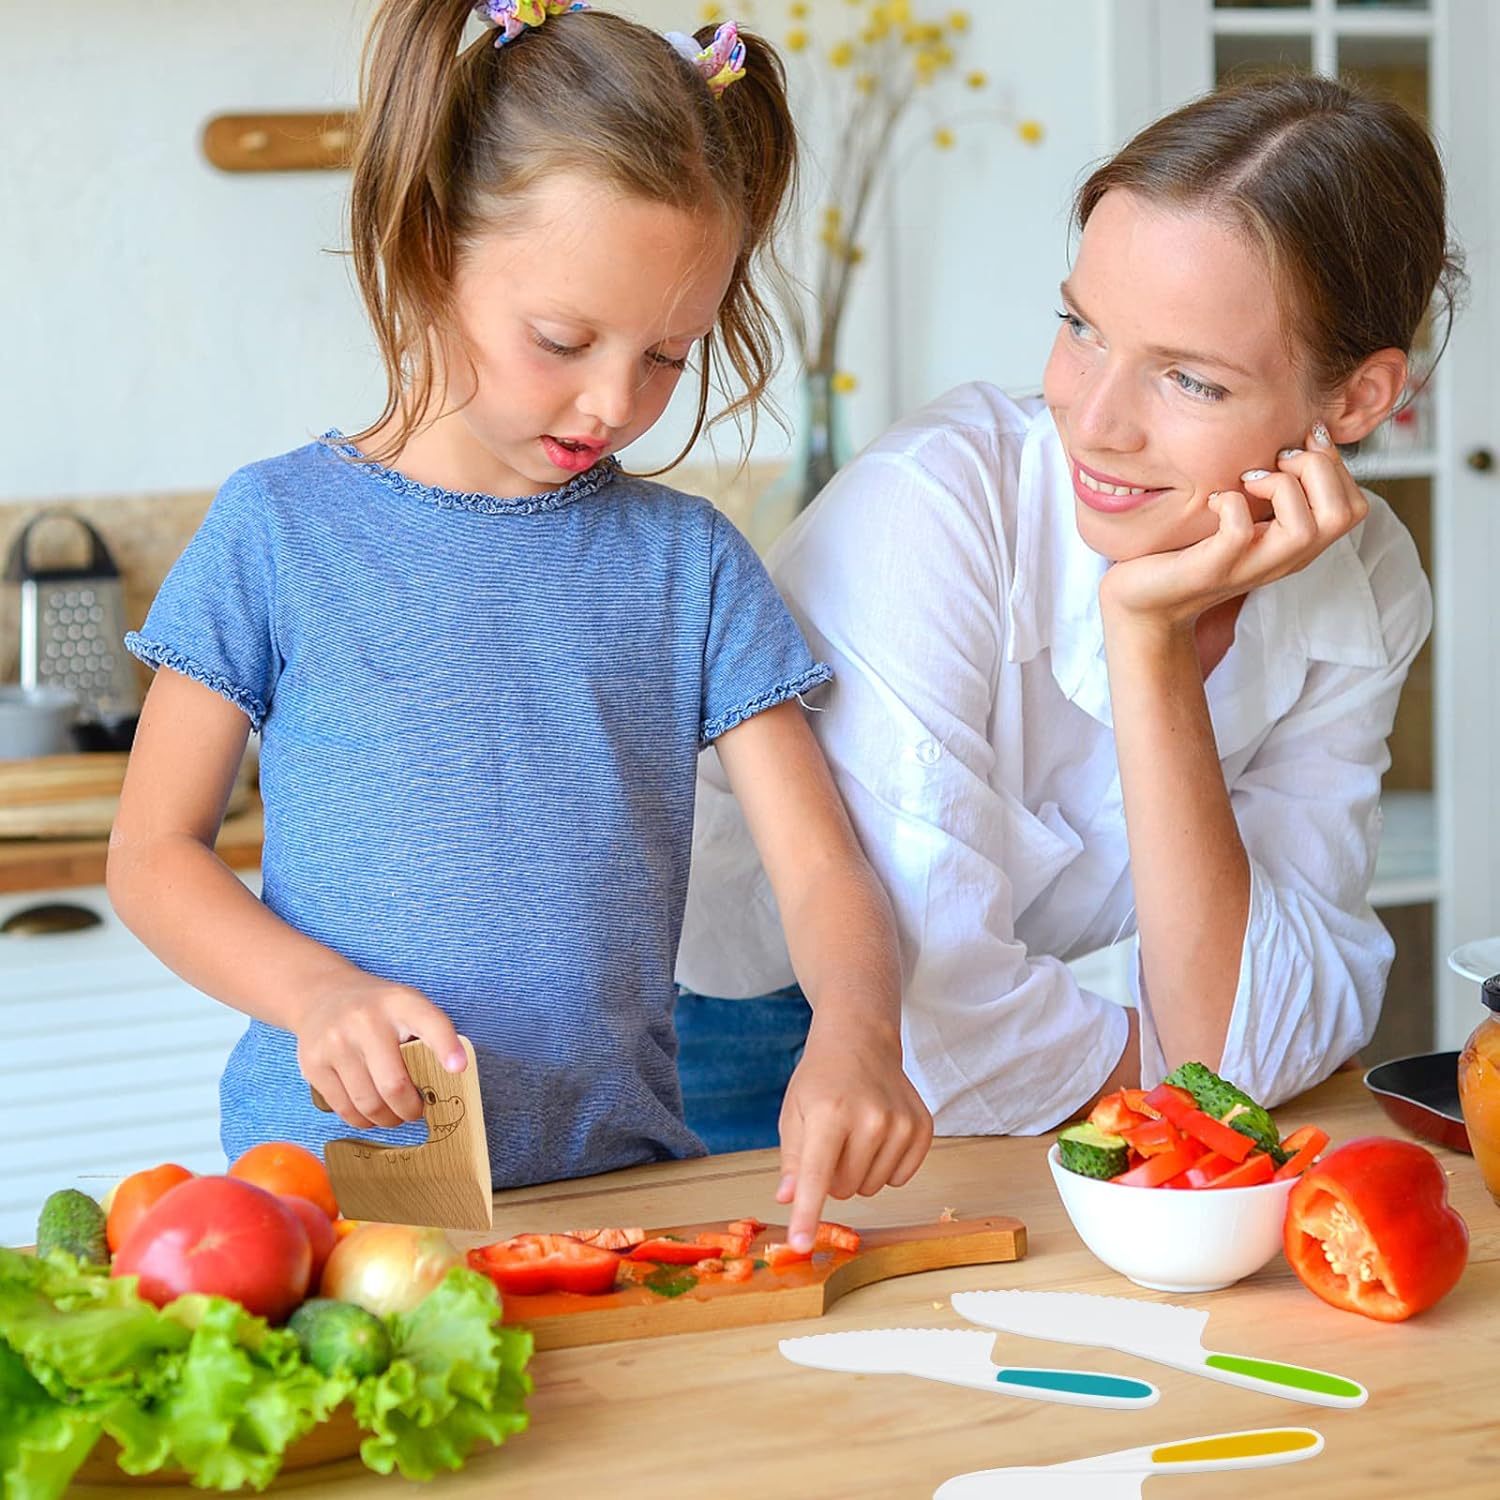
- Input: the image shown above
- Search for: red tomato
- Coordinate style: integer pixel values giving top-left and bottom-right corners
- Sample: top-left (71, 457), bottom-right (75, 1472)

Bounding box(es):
top-left (1284, 1137), bottom-right (1468, 1322)
top-left (279, 1195), bottom-right (336, 1283)
top-left (110, 1176), bottom-right (312, 1323)
top-left (467, 1234), bottom-right (620, 1296)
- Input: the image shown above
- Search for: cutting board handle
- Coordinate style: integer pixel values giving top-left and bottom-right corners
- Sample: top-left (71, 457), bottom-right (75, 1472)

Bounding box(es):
top-left (827, 1215), bottom-right (1028, 1299)
top-left (309, 1036), bottom-right (494, 1232)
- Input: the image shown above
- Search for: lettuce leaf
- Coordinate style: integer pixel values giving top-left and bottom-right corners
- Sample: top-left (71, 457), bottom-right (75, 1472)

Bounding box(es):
top-left (0, 1252), bottom-right (533, 1496)
top-left (352, 1267), bottom-right (532, 1480)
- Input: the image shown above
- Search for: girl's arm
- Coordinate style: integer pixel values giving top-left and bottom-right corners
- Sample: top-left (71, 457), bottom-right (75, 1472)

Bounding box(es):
top-left (108, 667), bottom-right (465, 1130)
top-left (713, 699), bottom-right (932, 1251)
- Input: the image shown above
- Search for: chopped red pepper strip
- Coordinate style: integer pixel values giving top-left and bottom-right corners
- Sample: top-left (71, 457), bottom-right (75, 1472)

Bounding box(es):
top-left (1201, 1151), bottom-right (1274, 1189)
top-left (467, 1234), bottom-right (621, 1297)
top-left (1144, 1084), bottom-right (1255, 1162)
top-left (626, 1238), bottom-right (722, 1265)
top-left (1121, 1117), bottom-right (1182, 1158)
top-left (1273, 1125), bottom-right (1330, 1181)
top-left (813, 1222), bottom-right (862, 1252)
top-left (1111, 1139), bottom-right (1203, 1187)
top-left (764, 1241), bottom-right (814, 1268)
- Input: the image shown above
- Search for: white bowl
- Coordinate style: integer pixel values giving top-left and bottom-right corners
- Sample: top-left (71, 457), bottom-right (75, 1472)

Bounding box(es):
top-left (1047, 1143), bottom-right (1296, 1293)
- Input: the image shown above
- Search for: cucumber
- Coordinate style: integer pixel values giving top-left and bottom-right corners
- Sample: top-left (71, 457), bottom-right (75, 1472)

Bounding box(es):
top-left (288, 1297), bottom-right (394, 1378)
top-left (35, 1188), bottom-right (109, 1265)
top-left (1058, 1123), bottom-right (1130, 1180)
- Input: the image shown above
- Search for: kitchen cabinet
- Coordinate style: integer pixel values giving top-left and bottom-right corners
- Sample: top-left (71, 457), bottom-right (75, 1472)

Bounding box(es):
top-left (1105, 0), bottom-right (1500, 1057)
top-left (0, 880), bottom-right (251, 1247)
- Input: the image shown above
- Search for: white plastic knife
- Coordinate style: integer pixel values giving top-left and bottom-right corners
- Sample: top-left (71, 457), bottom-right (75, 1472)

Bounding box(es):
top-left (778, 1327), bottom-right (1159, 1408)
top-left (934, 1426), bottom-right (1325, 1499)
top-left (951, 1290), bottom-right (1367, 1408)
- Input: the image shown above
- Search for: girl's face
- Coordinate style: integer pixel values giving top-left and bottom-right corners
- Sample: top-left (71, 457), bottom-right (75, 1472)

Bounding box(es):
top-left (1043, 189), bottom-right (1327, 563)
top-left (440, 173), bottom-right (737, 495)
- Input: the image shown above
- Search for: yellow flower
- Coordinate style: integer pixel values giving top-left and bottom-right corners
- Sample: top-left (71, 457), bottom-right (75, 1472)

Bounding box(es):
top-left (913, 50), bottom-right (938, 82)
top-left (1018, 118), bottom-right (1045, 144)
top-left (823, 205), bottom-right (843, 229)
top-left (948, 9), bottom-right (970, 30)
top-left (789, 1), bottom-right (807, 15)
top-left (846, 244), bottom-right (866, 265)
top-left (700, 2), bottom-right (721, 19)
top-left (966, 69), bottom-right (987, 89)
top-left (934, 126), bottom-right (956, 149)
top-left (855, 72), bottom-right (877, 94)
top-left (832, 371), bottom-right (859, 394)
top-left (786, 27), bottom-right (808, 50)
top-left (829, 40), bottom-right (855, 66)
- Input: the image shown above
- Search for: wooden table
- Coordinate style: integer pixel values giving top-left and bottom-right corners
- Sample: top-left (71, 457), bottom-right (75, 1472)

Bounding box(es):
top-left (67, 1072), bottom-right (1498, 1498)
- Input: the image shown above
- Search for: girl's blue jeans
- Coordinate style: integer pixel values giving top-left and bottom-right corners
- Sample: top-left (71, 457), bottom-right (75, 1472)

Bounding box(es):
top-left (674, 984), bottom-right (813, 1153)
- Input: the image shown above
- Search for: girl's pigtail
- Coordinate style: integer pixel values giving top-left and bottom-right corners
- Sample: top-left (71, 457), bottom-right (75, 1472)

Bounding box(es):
top-left (700, 25), bottom-right (798, 448)
top-left (349, 0), bottom-right (480, 459)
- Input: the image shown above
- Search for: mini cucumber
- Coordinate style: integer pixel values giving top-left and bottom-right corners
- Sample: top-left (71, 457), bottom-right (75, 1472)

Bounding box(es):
top-left (1058, 1123), bottom-right (1130, 1180)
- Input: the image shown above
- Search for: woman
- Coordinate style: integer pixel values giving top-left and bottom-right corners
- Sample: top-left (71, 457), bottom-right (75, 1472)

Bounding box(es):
top-left (676, 72), bottom-right (1462, 1146)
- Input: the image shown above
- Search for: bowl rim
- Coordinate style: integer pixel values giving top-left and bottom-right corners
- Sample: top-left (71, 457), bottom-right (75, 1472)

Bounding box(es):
top-left (1046, 1140), bottom-right (1299, 1196)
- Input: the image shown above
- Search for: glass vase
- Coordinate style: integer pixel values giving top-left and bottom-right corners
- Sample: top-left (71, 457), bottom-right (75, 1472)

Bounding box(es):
top-left (746, 367), bottom-right (850, 551)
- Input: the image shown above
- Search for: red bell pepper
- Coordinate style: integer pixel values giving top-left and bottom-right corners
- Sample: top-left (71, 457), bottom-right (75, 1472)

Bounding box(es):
top-left (1090, 1089), bottom-right (1155, 1138)
top-left (1200, 1151), bottom-right (1274, 1189)
top-left (1122, 1117), bottom-right (1182, 1158)
top-left (1144, 1084), bottom-right (1254, 1162)
top-left (764, 1241), bottom-right (814, 1268)
top-left (813, 1221), bottom-right (863, 1252)
top-left (1111, 1139), bottom-right (1203, 1187)
top-left (1180, 1151), bottom-right (1233, 1188)
top-left (467, 1234), bottom-right (621, 1297)
top-left (1284, 1137), bottom-right (1469, 1322)
top-left (1273, 1125), bottom-right (1330, 1181)
top-left (626, 1238), bottom-right (723, 1265)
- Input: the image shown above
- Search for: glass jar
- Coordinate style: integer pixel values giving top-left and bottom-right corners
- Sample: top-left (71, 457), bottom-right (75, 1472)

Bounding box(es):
top-left (1457, 974), bottom-right (1500, 1206)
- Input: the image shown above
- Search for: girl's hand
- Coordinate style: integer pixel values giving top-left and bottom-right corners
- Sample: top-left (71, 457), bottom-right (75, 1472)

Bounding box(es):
top-left (1099, 423), bottom-right (1369, 629)
top-left (776, 1015), bottom-right (932, 1251)
top-left (295, 972), bottom-right (467, 1130)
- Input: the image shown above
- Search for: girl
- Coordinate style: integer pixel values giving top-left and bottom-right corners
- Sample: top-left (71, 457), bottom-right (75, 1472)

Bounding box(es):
top-left (680, 73), bottom-right (1462, 1135)
top-left (108, 0), bottom-right (930, 1252)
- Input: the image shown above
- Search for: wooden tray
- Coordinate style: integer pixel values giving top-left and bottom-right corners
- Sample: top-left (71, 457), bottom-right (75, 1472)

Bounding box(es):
top-left (0, 752), bottom-right (252, 839)
top-left (68, 1213), bottom-right (1025, 1485)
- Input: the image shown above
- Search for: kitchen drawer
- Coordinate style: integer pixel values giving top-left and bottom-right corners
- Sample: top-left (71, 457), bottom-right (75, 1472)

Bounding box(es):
top-left (0, 880), bottom-right (256, 1247)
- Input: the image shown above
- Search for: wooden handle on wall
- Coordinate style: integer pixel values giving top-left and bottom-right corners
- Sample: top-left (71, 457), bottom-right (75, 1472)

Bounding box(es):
top-left (202, 112), bottom-right (357, 173)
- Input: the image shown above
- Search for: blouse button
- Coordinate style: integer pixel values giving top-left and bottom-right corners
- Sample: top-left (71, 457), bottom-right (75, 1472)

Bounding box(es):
top-left (916, 738), bottom-right (942, 765)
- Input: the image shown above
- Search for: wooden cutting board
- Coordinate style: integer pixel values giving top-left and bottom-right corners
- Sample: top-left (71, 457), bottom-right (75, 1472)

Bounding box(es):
top-left (495, 1215), bottom-right (1027, 1350)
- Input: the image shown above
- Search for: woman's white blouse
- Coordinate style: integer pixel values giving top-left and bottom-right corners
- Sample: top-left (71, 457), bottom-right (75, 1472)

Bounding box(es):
top-left (679, 384), bottom-right (1433, 1134)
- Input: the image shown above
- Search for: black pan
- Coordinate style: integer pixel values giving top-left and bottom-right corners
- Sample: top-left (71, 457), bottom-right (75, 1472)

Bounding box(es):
top-left (1362, 1051), bottom-right (1470, 1154)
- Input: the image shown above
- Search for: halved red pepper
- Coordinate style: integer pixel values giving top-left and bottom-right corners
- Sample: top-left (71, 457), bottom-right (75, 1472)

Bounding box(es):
top-left (1284, 1137), bottom-right (1469, 1322)
top-left (467, 1234), bottom-right (620, 1296)
top-left (1111, 1139), bottom-right (1202, 1187)
top-left (1144, 1084), bottom-right (1254, 1162)
top-left (1273, 1125), bottom-right (1330, 1181)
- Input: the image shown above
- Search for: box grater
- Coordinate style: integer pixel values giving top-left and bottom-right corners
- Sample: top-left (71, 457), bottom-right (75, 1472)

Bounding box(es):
top-left (5, 511), bottom-right (140, 727)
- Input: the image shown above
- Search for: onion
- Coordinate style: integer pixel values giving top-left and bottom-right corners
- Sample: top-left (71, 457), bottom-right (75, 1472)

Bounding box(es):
top-left (318, 1222), bottom-right (460, 1316)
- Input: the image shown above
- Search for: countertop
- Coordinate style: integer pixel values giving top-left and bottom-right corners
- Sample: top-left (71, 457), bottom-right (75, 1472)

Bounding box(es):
top-left (65, 1070), bottom-right (1500, 1498)
top-left (0, 800), bottom-right (263, 894)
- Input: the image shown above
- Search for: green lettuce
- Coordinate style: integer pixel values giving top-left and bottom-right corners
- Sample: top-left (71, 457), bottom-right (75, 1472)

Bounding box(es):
top-left (0, 1249), bottom-right (532, 1496)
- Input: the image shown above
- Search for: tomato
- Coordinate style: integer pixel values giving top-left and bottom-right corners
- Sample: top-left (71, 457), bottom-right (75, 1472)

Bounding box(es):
top-left (279, 1195), bottom-right (336, 1283)
top-left (110, 1176), bottom-right (312, 1323)
top-left (1273, 1125), bottom-right (1330, 1181)
top-left (229, 1141), bottom-right (340, 1220)
top-left (1284, 1137), bottom-right (1469, 1322)
top-left (626, 1238), bottom-right (722, 1264)
top-left (468, 1234), bottom-right (620, 1296)
top-left (106, 1163), bottom-right (194, 1255)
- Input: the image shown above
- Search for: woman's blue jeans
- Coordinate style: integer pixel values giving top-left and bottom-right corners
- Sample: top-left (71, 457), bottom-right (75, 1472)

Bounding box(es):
top-left (674, 984), bottom-right (813, 1153)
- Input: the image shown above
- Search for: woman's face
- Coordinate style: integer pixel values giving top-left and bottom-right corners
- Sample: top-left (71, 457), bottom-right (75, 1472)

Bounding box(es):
top-left (1043, 189), bottom-right (1326, 563)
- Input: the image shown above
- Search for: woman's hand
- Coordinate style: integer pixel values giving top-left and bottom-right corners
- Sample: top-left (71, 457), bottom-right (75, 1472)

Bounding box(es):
top-left (776, 1013), bottom-right (932, 1251)
top-left (295, 972), bottom-right (467, 1131)
top-left (1099, 423), bottom-right (1369, 630)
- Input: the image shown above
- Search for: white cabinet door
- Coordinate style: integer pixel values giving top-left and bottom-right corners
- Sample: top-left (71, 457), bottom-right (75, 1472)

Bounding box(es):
top-left (0, 883), bottom-right (251, 1247)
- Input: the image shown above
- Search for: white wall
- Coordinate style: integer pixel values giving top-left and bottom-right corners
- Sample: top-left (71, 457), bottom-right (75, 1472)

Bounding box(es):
top-left (2, 0), bottom-right (1113, 501)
